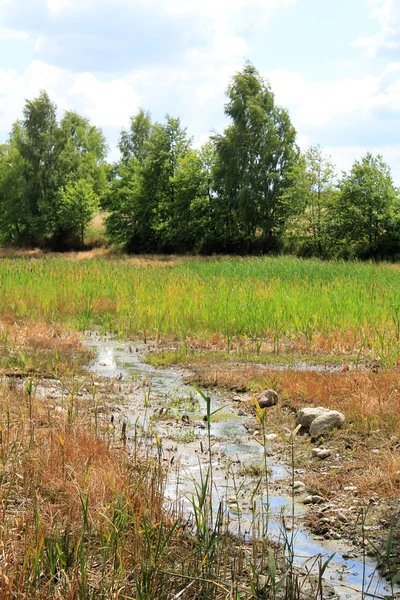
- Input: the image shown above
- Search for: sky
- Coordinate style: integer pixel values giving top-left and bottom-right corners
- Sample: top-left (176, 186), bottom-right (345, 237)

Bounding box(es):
top-left (1, 0), bottom-right (400, 181)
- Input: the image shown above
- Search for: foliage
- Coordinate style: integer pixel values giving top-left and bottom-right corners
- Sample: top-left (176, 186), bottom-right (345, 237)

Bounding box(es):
top-left (332, 153), bottom-right (400, 258)
top-left (107, 114), bottom-right (211, 252)
top-left (58, 179), bottom-right (99, 245)
top-left (0, 90), bottom-right (107, 247)
top-left (283, 145), bottom-right (337, 257)
top-left (1, 77), bottom-right (400, 259)
top-left (212, 63), bottom-right (298, 252)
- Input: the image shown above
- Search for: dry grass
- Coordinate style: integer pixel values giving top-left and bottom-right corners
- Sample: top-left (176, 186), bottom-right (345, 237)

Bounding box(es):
top-left (0, 320), bottom-right (90, 376)
top-left (0, 378), bottom-right (228, 598)
top-left (188, 361), bottom-right (400, 497)
top-left (0, 354), bottom-right (285, 599)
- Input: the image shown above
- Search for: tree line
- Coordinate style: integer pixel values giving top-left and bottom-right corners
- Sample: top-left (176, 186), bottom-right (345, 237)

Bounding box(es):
top-left (1, 63), bottom-right (399, 258)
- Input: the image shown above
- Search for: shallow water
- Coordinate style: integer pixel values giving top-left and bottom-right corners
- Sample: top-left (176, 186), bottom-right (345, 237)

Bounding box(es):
top-left (86, 334), bottom-right (397, 600)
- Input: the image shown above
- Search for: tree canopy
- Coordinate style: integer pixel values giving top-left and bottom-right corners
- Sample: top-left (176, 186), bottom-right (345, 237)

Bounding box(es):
top-left (0, 90), bottom-right (107, 247)
top-left (0, 70), bottom-right (399, 260)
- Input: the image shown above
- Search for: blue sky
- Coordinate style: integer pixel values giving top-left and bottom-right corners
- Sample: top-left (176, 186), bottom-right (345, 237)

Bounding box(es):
top-left (1, 0), bottom-right (400, 181)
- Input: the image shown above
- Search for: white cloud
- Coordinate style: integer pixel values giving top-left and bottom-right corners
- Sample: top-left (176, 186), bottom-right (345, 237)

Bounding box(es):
top-left (354, 0), bottom-right (400, 57)
top-left (0, 27), bottom-right (29, 40)
top-left (0, 60), bottom-right (139, 134)
top-left (266, 68), bottom-right (379, 128)
top-left (326, 144), bottom-right (400, 182)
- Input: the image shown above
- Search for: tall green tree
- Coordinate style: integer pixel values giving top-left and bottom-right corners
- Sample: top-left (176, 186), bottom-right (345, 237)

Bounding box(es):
top-left (213, 63), bottom-right (297, 251)
top-left (0, 91), bottom-right (107, 247)
top-left (283, 145), bottom-right (336, 256)
top-left (107, 114), bottom-right (203, 252)
top-left (58, 179), bottom-right (99, 246)
top-left (15, 91), bottom-right (61, 240)
top-left (119, 109), bottom-right (152, 165)
top-left (333, 153), bottom-right (400, 258)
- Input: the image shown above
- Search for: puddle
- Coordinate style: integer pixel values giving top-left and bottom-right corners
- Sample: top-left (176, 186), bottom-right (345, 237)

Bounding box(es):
top-left (86, 334), bottom-right (398, 600)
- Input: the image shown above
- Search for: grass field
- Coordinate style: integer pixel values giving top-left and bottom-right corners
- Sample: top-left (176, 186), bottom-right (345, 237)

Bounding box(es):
top-left (0, 252), bottom-right (400, 598)
top-left (1, 254), bottom-right (400, 364)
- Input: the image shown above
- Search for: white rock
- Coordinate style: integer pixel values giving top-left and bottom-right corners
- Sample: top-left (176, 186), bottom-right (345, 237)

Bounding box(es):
top-left (292, 480), bottom-right (306, 490)
top-left (312, 448), bottom-right (333, 460)
top-left (296, 407), bottom-right (331, 429)
top-left (309, 411), bottom-right (345, 436)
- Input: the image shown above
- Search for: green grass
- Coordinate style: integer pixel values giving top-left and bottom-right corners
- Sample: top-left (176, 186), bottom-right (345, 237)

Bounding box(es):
top-left (0, 254), bottom-right (399, 362)
top-left (145, 348), bottom-right (358, 368)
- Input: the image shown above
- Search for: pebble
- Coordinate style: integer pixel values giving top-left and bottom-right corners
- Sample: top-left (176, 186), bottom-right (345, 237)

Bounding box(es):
top-left (292, 481), bottom-right (306, 490)
top-left (343, 486), bottom-right (357, 492)
top-left (371, 449), bottom-right (380, 455)
top-left (304, 495), bottom-right (324, 505)
top-left (312, 448), bottom-right (333, 460)
top-left (336, 511), bottom-right (348, 522)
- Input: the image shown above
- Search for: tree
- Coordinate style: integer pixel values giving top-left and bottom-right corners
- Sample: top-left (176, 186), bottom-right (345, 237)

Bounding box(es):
top-left (0, 140), bottom-right (27, 242)
top-left (107, 114), bottom-right (198, 252)
top-left (333, 153), bottom-right (400, 258)
top-left (58, 179), bottom-right (99, 246)
top-left (213, 63), bottom-right (297, 252)
top-left (283, 145), bottom-right (337, 256)
top-left (119, 109), bottom-right (152, 165)
top-left (0, 91), bottom-right (107, 247)
top-left (15, 90), bottom-right (61, 240)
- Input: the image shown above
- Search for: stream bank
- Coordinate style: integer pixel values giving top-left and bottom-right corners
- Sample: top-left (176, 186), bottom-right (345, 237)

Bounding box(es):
top-left (85, 333), bottom-right (399, 600)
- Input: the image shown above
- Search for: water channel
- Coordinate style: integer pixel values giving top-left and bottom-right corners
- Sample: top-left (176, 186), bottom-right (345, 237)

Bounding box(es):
top-left (85, 334), bottom-right (398, 600)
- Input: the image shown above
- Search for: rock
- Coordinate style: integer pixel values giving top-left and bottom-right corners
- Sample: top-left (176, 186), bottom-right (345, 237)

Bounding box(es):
top-left (336, 511), bottom-right (348, 523)
top-left (312, 448), bottom-right (333, 460)
top-left (332, 532), bottom-right (342, 540)
top-left (292, 480), bottom-right (306, 490)
top-left (371, 448), bottom-right (380, 455)
top-left (304, 495), bottom-right (324, 505)
top-left (265, 433), bottom-right (278, 442)
top-left (296, 407), bottom-right (331, 429)
top-left (343, 485), bottom-right (357, 492)
top-left (257, 389), bottom-right (278, 408)
top-left (309, 411), bottom-right (345, 437)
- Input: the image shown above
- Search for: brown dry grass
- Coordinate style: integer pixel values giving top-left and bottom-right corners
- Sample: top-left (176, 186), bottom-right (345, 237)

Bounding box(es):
top-left (0, 376), bottom-right (177, 598)
top-left (0, 320), bottom-right (90, 375)
top-left (189, 361), bottom-right (400, 498)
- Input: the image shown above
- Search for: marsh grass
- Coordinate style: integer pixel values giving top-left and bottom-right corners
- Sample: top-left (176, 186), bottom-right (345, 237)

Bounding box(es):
top-left (0, 254), bottom-right (399, 597)
top-left (0, 255), bottom-right (399, 364)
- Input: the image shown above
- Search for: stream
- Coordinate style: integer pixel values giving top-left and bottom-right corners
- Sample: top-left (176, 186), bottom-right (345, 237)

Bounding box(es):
top-left (85, 334), bottom-right (398, 600)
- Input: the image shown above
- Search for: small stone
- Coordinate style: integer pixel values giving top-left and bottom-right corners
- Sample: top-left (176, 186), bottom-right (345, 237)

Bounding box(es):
top-left (310, 411), bottom-right (345, 437)
top-left (312, 448), bottom-right (333, 460)
top-left (343, 486), bottom-right (357, 492)
top-left (371, 449), bottom-right (380, 455)
top-left (332, 532), bottom-right (341, 540)
top-left (336, 511), bottom-right (348, 523)
top-left (257, 389), bottom-right (278, 408)
top-left (296, 407), bottom-right (330, 429)
top-left (292, 480), bottom-right (306, 490)
top-left (304, 495), bottom-right (324, 505)
top-left (265, 433), bottom-right (278, 442)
